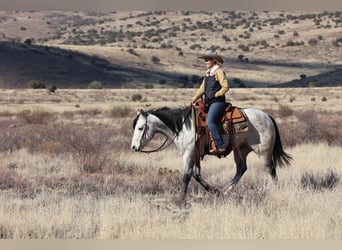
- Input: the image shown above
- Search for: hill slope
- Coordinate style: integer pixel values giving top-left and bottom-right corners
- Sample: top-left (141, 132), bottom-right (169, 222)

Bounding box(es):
top-left (1, 11), bottom-right (342, 88)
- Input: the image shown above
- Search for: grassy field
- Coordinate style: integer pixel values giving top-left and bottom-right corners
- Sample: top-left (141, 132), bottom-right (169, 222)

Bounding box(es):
top-left (0, 87), bottom-right (341, 238)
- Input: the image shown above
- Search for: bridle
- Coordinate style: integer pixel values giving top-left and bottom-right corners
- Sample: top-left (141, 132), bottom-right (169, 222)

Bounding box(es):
top-left (138, 114), bottom-right (175, 154)
top-left (136, 106), bottom-right (193, 154)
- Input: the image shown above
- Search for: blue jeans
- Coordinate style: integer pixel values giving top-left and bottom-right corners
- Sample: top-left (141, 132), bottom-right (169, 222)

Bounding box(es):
top-left (207, 102), bottom-right (226, 147)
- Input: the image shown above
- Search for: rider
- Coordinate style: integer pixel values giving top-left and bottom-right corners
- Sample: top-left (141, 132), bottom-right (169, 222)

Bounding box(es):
top-left (191, 51), bottom-right (229, 153)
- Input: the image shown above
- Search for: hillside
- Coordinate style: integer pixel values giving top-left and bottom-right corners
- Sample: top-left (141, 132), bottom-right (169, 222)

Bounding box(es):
top-left (1, 10), bottom-right (342, 88)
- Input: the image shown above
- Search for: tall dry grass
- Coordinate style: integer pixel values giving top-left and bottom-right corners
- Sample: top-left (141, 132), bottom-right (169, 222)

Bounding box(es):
top-left (0, 88), bottom-right (341, 239)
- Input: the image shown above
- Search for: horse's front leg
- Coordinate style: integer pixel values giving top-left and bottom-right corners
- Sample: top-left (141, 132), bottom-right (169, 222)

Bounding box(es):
top-left (178, 151), bottom-right (194, 206)
top-left (193, 154), bottom-right (221, 196)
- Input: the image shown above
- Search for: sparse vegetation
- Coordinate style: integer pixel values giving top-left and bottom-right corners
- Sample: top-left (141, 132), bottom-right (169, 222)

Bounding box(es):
top-left (1, 11), bottom-right (342, 88)
top-left (28, 80), bottom-right (45, 89)
top-left (88, 81), bottom-right (103, 89)
top-left (301, 170), bottom-right (339, 191)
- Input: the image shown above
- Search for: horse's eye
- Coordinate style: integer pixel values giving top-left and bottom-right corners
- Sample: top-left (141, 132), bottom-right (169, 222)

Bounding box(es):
top-left (138, 127), bottom-right (144, 131)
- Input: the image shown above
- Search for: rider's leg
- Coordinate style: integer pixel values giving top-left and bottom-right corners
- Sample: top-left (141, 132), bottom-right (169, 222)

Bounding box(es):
top-left (207, 102), bottom-right (227, 152)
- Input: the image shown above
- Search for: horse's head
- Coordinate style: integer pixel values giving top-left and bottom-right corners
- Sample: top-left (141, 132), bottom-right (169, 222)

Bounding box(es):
top-left (131, 109), bottom-right (154, 152)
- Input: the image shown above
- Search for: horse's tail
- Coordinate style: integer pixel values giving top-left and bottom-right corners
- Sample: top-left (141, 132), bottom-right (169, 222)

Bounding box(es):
top-left (269, 115), bottom-right (293, 167)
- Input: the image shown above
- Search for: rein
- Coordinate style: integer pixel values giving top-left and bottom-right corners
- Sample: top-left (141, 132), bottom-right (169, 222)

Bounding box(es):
top-left (140, 135), bottom-right (172, 153)
top-left (139, 106), bottom-right (192, 154)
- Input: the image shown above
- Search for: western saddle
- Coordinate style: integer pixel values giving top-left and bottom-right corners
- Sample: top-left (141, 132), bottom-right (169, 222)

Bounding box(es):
top-left (193, 100), bottom-right (248, 158)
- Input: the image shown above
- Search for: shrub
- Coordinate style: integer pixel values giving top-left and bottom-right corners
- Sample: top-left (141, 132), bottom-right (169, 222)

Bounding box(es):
top-left (127, 48), bottom-right (139, 56)
top-left (144, 83), bottom-right (154, 89)
top-left (17, 110), bottom-right (55, 125)
top-left (131, 93), bottom-right (143, 101)
top-left (87, 81), bottom-right (103, 89)
top-left (238, 44), bottom-right (250, 52)
top-left (308, 81), bottom-right (317, 87)
top-left (301, 170), bottom-right (339, 191)
top-left (108, 106), bottom-right (132, 118)
top-left (286, 40), bottom-right (295, 46)
top-left (48, 85), bottom-right (57, 93)
top-left (308, 38), bottom-right (318, 45)
top-left (151, 56), bottom-right (160, 64)
top-left (278, 105), bottom-right (294, 117)
top-left (332, 37), bottom-right (342, 47)
top-left (28, 80), bottom-right (45, 89)
top-left (321, 96), bottom-right (327, 102)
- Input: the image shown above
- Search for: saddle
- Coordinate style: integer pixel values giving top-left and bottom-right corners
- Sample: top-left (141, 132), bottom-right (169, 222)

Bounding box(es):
top-left (193, 100), bottom-right (248, 157)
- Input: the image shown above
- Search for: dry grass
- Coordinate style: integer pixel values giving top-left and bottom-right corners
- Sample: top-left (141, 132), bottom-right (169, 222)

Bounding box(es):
top-left (0, 88), bottom-right (341, 239)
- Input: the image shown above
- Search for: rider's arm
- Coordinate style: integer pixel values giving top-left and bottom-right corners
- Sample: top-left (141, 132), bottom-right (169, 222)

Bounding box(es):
top-left (191, 79), bottom-right (205, 103)
top-left (214, 69), bottom-right (229, 98)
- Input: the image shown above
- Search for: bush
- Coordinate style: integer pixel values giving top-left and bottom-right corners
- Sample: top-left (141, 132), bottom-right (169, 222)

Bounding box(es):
top-left (301, 170), bottom-right (339, 191)
top-left (28, 80), bottom-right (45, 89)
top-left (308, 81), bottom-right (317, 87)
top-left (308, 38), bottom-right (318, 45)
top-left (17, 110), bottom-right (55, 125)
top-left (48, 85), bottom-right (57, 93)
top-left (131, 93), bottom-right (143, 102)
top-left (108, 106), bottom-right (132, 118)
top-left (87, 81), bottom-right (103, 89)
top-left (278, 105), bottom-right (294, 117)
top-left (151, 56), bottom-right (160, 64)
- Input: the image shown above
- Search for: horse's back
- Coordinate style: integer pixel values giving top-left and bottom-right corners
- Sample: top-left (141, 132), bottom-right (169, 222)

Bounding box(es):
top-left (240, 108), bottom-right (276, 146)
top-left (243, 108), bottom-right (274, 128)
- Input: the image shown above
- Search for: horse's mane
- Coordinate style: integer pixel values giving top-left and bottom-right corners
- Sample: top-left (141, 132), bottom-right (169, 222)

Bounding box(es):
top-left (148, 106), bottom-right (192, 135)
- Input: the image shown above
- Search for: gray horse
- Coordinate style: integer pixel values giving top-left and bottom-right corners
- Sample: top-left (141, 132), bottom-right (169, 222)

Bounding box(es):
top-left (131, 106), bottom-right (292, 204)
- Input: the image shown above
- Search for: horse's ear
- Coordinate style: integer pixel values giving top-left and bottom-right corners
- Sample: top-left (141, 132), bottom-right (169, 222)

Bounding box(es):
top-left (138, 108), bottom-right (147, 117)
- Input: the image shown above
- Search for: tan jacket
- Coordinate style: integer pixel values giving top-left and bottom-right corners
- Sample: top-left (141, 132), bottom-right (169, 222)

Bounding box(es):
top-left (191, 67), bottom-right (229, 103)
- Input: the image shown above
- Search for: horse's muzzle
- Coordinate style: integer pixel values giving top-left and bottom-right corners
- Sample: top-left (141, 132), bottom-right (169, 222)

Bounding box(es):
top-left (131, 145), bottom-right (141, 152)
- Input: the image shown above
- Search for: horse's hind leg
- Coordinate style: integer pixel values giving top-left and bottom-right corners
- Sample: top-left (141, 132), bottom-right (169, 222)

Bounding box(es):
top-left (259, 152), bottom-right (278, 182)
top-left (223, 149), bottom-right (248, 194)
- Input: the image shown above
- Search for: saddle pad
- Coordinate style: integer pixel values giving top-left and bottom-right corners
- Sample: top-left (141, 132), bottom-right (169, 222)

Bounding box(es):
top-left (224, 106), bottom-right (246, 124)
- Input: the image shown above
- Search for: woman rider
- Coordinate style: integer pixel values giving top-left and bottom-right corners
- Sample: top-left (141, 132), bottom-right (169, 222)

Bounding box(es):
top-left (191, 51), bottom-right (229, 154)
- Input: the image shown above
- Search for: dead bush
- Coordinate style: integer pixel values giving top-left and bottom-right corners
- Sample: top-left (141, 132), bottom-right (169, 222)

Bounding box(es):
top-left (56, 125), bottom-right (115, 173)
top-left (301, 169), bottom-right (339, 191)
top-left (16, 109), bottom-right (55, 125)
top-left (278, 105), bottom-right (294, 117)
top-left (279, 111), bottom-right (341, 147)
top-left (108, 106), bottom-right (132, 118)
top-left (0, 124), bottom-right (116, 173)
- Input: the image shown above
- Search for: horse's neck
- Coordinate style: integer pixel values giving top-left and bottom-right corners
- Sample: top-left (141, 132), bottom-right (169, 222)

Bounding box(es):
top-left (151, 112), bottom-right (195, 155)
top-left (173, 119), bottom-right (195, 155)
